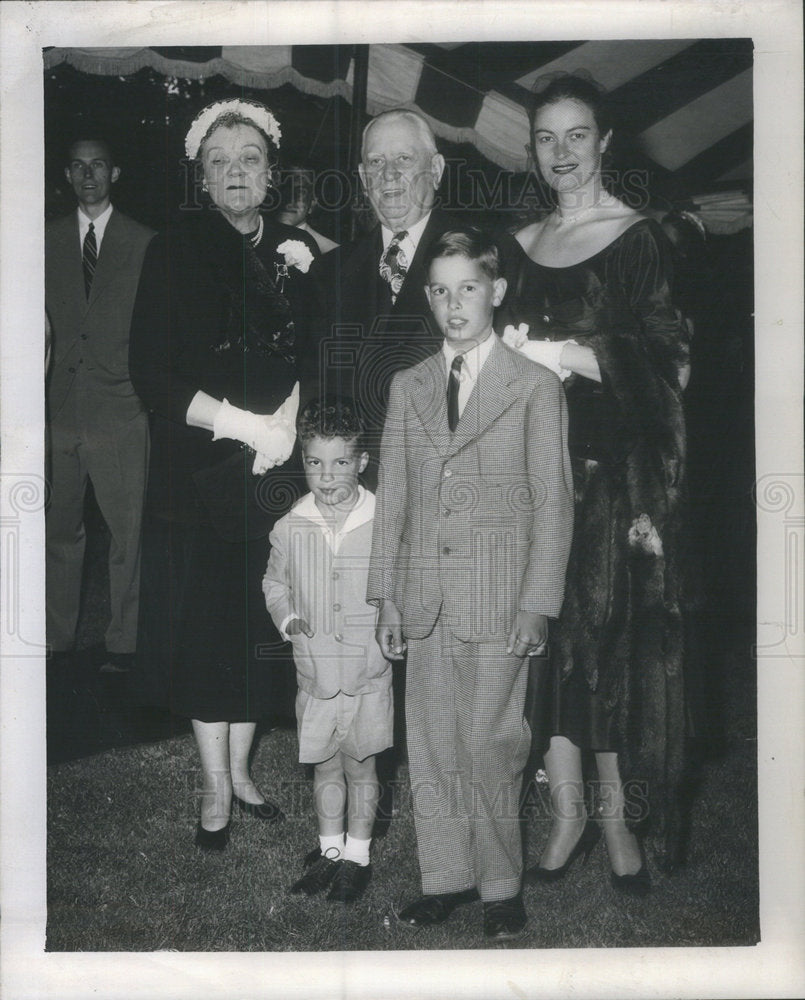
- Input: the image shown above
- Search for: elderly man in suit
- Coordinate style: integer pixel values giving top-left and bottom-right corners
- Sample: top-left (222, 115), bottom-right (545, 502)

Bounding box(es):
top-left (308, 108), bottom-right (462, 478)
top-left (45, 137), bottom-right (155, 672)
top-left (368, 228), bottom-right (574, 940)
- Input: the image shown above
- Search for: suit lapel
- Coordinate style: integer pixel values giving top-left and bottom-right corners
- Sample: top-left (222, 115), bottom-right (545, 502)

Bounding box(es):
top-left (448, 338), bottom-right (520, 455)
top-left (393, 209), bottom-right (442, 319)
top-left (57, 214), bottom-right (88, 317)
top-left (342, 228), bottom-right (390, 332)
top-left (410, 353), bottom-right (450, 454)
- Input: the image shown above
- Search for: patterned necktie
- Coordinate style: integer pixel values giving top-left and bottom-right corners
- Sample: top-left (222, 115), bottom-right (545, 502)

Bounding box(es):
top-left (447, 354), bottom-right (464, 432)
top-left (379, 230), bottom-right (409, 303)
top-left (83, 222), bottom-right (97, 299)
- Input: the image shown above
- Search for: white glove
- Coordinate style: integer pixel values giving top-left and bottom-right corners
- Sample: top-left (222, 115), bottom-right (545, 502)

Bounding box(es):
top-left (251, 382), bottom-right (300, 475)
top-left (502, 324), bottom-right (576, 382)
top-left (213, 382), bottom-right (300, 475)
top-left (501, 322), bottom-right (530, 350)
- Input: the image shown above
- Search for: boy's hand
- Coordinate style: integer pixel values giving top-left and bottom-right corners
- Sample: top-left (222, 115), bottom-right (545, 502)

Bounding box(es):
top-left (286, 617), bottom-right (314, 638)
top-left (507, 611), bottom-right (548, 658)
top-left (375, 601), bottom-right (407, 660)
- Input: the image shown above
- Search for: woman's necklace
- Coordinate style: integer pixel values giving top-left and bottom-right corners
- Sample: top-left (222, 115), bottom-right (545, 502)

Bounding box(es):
top-left (249, 215), bottom-right (264, 248)
top-left (554, 192), bottom-right (609, 225)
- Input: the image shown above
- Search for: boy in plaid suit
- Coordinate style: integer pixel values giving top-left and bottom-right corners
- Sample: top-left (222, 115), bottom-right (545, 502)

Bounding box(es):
top-left (367, 228), bottom-right (573, 941)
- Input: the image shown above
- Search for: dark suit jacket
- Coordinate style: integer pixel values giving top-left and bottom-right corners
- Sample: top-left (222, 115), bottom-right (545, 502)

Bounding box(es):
top-left (45, 209), bottom-right (155, 424)
top-left (305, 207), bottom-right (463, 439)
top-left (367, 336), bottom-right (574, 641)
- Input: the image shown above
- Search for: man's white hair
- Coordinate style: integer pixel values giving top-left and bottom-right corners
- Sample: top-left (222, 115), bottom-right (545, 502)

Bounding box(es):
top-left (361, 108), bottom-right (439, 161)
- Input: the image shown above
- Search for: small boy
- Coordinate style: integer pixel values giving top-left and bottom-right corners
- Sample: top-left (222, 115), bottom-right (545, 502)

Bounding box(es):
top-left (263, 397), bottom-right (392, 903)
top-left (367, 228), bottom-right (574, 940)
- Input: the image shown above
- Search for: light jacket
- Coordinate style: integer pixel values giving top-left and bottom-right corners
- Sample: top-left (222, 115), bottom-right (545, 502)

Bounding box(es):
top-left (263, 488), bottom-right (390, 698)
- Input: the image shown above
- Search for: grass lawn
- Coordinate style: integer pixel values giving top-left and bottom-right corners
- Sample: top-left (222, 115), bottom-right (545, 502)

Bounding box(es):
top-left (47, 503), bottom-right (759, 952)
top-left (46, 667), bottom-right (758, 952)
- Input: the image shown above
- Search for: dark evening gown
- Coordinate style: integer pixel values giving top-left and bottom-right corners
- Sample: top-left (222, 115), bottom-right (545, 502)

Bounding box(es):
top-left (498, 218), bottom-right (694, 868)
top-left (129, 210), bottom-right (319, 722)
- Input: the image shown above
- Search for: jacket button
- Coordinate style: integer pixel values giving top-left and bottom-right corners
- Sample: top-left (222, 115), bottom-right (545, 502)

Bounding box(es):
top-left (332, 572), bottom-right (339, 580)
top-left (333, 603), bottom-right (341, 611)
top-left (68, 366), bottom-right (76, 373)
top-left (443, 508), bottom-right (451, 517)
top-left (334, 633), bottom-right (343, 643)
top-left (442, 546), bottom-right (451, 555)
top-left (443, 469), bottom-right (452, 478)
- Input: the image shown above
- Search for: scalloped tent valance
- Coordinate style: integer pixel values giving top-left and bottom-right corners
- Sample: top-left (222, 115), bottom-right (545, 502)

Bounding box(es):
top-left (43, 41), bottom-right (753, 230)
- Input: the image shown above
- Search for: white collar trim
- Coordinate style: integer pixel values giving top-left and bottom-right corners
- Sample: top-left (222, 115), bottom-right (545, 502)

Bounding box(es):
top-left (294, 486), bottom-right (374, 534)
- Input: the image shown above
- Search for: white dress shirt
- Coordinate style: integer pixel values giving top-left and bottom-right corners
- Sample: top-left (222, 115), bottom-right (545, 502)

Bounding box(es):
top-left (442, 331), bottom-right (496, 419)
top-left (77, 203), bottom-right (114, 253)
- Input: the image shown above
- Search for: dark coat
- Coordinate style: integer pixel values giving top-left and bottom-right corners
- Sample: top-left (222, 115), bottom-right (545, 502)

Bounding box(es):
top-left (129, 210), bottom-right (319, 532)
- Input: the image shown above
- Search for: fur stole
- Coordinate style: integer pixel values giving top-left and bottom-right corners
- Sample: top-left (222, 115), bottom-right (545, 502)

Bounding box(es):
top-left (555, 317), bottom-right (693, 871)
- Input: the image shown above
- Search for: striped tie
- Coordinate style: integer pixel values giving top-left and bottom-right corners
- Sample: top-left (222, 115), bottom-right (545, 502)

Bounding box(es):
top-left (447, 354), bottom-right (464, 432)
top-left (83, 222), bottom-right (97, 298)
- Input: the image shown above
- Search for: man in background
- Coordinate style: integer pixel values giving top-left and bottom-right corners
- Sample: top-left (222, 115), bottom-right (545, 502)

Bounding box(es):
top-left (45, 136), bottom-right (154, 673)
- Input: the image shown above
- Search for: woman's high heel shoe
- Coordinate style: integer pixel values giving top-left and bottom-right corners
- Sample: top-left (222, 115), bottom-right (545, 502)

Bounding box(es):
top-left (524, 820), bottom-right (601, 884)
top-left (610, 865), bottom-right (651, 896)
top-left (194, 820), bottom-right (230, 852)
top-left (232, 794), bottom-right (285, 823)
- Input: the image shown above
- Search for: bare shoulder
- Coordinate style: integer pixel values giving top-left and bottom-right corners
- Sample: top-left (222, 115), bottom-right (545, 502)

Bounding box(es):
top-left (514, 218), bottom-right (550, 257)
top-left (603, 203), bottom-right (650, 242)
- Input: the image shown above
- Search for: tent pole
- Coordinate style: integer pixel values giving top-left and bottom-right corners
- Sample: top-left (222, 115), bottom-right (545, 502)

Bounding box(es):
top-left (349, 44), bottom-right (369, 241)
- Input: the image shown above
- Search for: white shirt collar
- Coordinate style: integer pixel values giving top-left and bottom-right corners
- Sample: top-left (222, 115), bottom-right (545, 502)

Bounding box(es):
top-left (77, 203), bottom-right (114, 251)
top-left (294, 486), bottom-right (375, 537)
top-left (380, 210), bottom-right (432, 253)
top-left (442, 330), bottom-right (496, 382)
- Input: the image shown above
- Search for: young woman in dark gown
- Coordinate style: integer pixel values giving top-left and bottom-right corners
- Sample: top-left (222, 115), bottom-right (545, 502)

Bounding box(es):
top-left (130, 100), bottom-right (319, 849)
top-left (498, 76), bottom-right (693, 889)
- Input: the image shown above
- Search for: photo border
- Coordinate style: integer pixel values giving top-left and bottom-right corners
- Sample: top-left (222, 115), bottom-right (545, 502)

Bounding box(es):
top-left (2, 2), bottom-right (803, 997)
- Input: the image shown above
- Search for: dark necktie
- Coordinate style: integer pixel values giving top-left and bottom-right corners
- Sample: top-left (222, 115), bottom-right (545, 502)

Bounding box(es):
top-left (83, 222), bottom-right (97, 299)
top-left (447, 354), bottom-right (464, 432)
top-left (379, 230), bottom-right (409, 303)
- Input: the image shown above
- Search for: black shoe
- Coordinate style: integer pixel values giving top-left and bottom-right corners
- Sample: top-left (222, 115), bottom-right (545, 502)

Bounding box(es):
top-left (524, 820), bottom-right (601, 884)
top-left (611, 865), bottom-right (651, 896)
top-left (99, 651), bottom-right (134, 674)
top-left (232, 794), bottom-right (285, 823)
top-left (327, 860), bottom-right (372, 903)
top-left (393, 888), bottom-right (479, 928)
top-left (290, 848), bottom-right (341, 895)
top-left (194, 821), bottom-right (230, 852)
top-left (483, 893), bottom-right (528, 942)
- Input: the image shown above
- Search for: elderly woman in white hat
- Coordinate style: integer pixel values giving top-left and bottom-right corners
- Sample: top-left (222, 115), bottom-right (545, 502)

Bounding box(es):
top-left (130, 99), bottom-right (320, 850)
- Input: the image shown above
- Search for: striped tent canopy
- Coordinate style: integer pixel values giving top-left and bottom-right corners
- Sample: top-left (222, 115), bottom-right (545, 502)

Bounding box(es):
top-left (44, 39), bottom-right (753, 227)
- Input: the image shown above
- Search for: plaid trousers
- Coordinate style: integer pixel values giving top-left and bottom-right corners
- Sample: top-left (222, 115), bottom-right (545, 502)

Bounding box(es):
top-left (405, 612), bottom-right (531, 902)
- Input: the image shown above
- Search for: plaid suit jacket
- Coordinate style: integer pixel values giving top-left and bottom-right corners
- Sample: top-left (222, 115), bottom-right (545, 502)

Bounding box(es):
top-left (367, 336), bottom-right (574, 642)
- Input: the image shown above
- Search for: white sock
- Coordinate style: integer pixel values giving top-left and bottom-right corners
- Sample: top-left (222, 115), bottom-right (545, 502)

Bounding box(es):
top-left (319, 833), bottom-right (344, 861)
top-left (343, 834), bottom-right (371, 867)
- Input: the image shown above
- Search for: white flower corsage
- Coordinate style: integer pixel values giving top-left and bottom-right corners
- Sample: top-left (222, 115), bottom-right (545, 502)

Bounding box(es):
top-left (185, 99), bottom-right (282, 159)
top-left (276, 239), bottom-right (314, 274)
